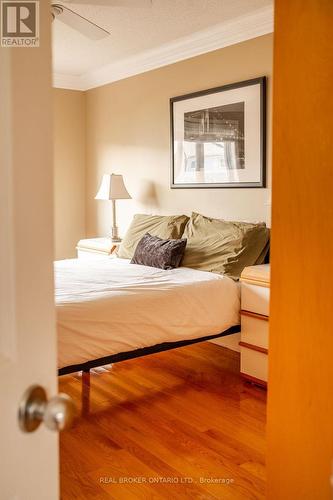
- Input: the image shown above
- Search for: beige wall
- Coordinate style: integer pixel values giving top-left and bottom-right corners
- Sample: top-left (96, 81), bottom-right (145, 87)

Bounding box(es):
top-left (53, 89), bottom-right (86, 259)
top-left (86, 34), bottom-right (273, 240)
top-left (53, 36), bottom-right (272, 259)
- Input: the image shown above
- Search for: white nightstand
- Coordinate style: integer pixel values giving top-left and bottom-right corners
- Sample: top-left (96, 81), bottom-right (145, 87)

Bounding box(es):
top-left (76, 237), bottom-right (119, 259)
top-left (240, 264), bottom-right (270, 387)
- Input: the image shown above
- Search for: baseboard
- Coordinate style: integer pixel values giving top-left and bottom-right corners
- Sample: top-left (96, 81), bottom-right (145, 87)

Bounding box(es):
top-left (241, 372), bottom-right (267, 388)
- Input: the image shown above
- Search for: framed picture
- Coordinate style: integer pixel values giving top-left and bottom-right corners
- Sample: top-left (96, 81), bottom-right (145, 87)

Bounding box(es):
top-left (170, 77), bottom-right (266, 189)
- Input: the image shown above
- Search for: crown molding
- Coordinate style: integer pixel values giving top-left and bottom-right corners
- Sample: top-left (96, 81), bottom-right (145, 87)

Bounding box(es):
top-left (53, 5), bottom-right (273, 91)
top-left (53, 72), bottom-right (86, 91)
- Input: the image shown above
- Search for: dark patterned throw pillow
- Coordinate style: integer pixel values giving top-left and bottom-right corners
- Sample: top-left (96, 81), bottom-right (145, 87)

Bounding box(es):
top-left (131, 233), bottom-right (187, 270)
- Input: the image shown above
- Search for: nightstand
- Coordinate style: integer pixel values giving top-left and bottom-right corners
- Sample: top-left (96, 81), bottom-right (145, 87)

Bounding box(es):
top-left (240, 264), bottom-right (270, 387)
top-left (76, 237), bottom-right (119, 259)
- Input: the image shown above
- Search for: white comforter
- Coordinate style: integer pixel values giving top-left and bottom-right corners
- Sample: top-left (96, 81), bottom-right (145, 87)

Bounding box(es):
top-left (55, 257), bottom-right (240, 369)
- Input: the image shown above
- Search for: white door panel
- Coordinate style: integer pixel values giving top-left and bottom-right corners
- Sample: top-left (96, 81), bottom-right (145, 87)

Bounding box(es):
top-left (0, 3), bottom-right (59, 498)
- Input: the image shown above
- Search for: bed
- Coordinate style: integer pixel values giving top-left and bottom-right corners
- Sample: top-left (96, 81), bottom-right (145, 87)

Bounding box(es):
top-left (56, 257), bottom-right (241, 375)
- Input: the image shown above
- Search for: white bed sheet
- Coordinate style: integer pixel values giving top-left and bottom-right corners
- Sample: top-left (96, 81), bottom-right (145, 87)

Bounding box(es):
top-left (55, 257), bottom-right (240, 369)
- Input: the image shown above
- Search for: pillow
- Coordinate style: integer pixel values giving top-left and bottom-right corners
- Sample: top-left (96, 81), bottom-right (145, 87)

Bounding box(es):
top-left (255, 237), bottom-right (270, 265)
top-left (131, 233), bottom-right (187, 270)
top-left (118, 213), bottom-right (189, 259)
top-left (182, 212), bottom-right (270, 280)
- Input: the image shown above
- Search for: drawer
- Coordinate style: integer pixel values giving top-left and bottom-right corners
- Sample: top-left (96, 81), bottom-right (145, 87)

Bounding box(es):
top-left (240, 346), bottom-right (268, 383)
top-left (241, 314), bottom-right (269, 349)
top-left (241, 282), bottom-right (270, 316)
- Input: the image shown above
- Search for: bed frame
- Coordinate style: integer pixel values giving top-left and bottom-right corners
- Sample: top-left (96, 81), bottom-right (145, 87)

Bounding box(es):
top-left (58, 325), bottom-right (240, 376)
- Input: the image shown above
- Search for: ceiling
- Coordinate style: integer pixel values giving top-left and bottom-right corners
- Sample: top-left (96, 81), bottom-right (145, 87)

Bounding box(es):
top-left (52, 0), bottom-right (273, 90)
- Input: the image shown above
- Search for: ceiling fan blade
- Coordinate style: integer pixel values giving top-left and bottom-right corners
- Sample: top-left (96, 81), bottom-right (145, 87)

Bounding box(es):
top-left (53, 4), bottom-right (110, 40)
top-left (62, 0), bottom-right (152, 7)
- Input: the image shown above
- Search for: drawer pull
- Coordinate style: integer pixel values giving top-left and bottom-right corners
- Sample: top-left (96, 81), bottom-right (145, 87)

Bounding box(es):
top-left (239, 341), bottom-right (268, 355)
top-left (241, 310), bottom-right (269, 321)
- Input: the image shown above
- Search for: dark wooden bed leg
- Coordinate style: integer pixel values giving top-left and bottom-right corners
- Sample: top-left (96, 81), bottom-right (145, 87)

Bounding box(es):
top-left (81, 368), bottom-right (90, 415)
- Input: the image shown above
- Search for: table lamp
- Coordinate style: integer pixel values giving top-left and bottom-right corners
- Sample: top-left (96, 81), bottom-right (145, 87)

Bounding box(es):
top-left (95, 173), bottom-right (131, 242)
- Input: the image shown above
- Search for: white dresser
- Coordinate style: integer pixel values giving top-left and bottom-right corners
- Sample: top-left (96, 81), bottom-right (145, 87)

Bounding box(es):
top-left (76, 237), bottom-right (119, 259)
top-left (240, 264), bottom-right (270, 387)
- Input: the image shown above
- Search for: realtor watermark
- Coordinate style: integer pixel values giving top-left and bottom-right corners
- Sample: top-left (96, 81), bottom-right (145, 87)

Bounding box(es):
top-left (99, 476), bottom-right (235, 485)
top-left (1, 1), bottom-right (39, 47)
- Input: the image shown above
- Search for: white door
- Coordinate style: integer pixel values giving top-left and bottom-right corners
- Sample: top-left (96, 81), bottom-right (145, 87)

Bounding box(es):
top-left (0, 3), bottom-right (69, 499)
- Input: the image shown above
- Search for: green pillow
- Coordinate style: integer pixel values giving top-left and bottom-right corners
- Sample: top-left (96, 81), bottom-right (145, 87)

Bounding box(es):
top-left (182, 212), bottom-right (270, 280)
top-left (118, 213), bottom-right (189, 259)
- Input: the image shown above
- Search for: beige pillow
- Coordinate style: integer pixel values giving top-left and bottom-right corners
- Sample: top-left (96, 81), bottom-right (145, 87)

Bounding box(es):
top-left (118, 213), bottom-right (189, 259)
top-left (255, 237), bottom-right (270, 265)
top-left (182, 212), bottom-right (270, 280)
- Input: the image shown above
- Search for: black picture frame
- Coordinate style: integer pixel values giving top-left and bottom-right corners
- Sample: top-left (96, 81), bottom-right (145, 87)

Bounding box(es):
top-left (170, 76), bottom-right (266, 189)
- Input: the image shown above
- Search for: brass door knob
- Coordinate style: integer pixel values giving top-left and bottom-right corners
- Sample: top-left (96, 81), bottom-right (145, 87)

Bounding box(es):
top-left (18, 385), bottom-right (75, 433)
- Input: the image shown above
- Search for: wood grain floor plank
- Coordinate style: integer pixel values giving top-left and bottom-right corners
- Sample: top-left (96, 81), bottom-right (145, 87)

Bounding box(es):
top-left (60, 343), bottom-right (266, 499)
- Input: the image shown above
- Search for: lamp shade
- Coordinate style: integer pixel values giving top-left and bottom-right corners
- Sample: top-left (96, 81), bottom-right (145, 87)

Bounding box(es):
top-left (95, 174), bottom-right (131, 200)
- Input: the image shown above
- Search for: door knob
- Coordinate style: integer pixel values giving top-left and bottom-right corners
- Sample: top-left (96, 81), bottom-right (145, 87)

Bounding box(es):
top-left (18, 385), bottom-right (75, 433)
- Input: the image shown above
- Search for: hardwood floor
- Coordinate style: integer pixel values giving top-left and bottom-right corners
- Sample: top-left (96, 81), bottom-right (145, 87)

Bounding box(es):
top-left (59, 343), bottom-right (266, 499)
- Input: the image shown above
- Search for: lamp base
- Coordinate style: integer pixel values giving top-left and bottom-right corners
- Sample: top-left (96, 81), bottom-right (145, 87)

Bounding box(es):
top-left (110, 237), bottom-right (121, 243)
top-left (111, 224), bottom-right (121, 243)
